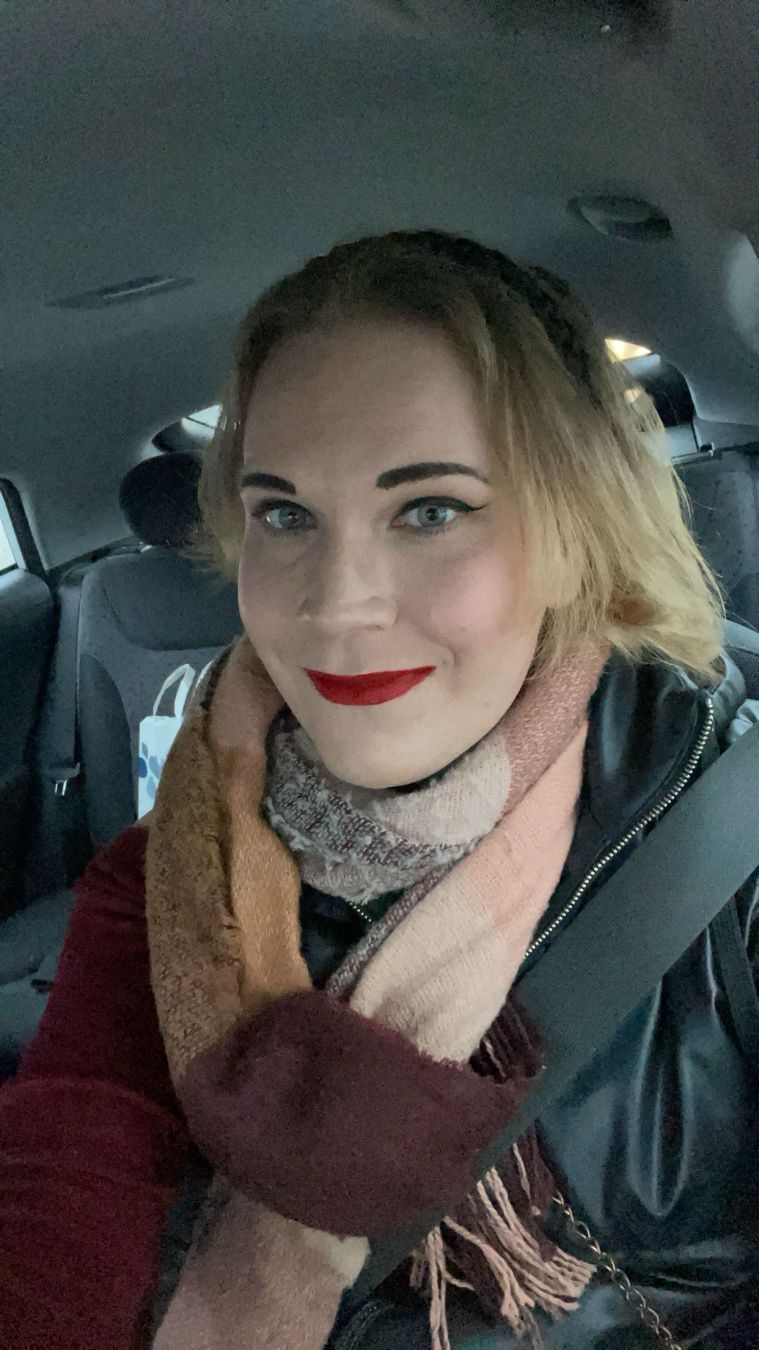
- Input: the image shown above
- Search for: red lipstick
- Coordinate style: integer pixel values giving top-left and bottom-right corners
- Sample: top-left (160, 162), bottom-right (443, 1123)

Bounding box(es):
top-left (304, 667), bottom-right (435, 706)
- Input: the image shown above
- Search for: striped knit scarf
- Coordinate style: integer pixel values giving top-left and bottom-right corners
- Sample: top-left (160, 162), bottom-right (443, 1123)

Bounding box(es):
top-left (146, 634), bottom-right (607, 1350)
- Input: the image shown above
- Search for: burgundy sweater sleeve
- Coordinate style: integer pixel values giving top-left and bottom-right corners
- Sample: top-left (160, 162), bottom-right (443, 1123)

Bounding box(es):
top-left (0, 826), bottom-right (192, 1350)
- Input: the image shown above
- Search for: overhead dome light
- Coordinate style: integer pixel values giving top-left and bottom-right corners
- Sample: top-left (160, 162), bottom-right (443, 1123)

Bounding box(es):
top-left (48, 274), bottom-right (194, 309)
top-left (569, 196), bottom-right (672, 241)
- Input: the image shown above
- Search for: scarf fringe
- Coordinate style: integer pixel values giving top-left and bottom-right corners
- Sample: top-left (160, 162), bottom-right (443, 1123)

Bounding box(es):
top-left (410, 1148), bottom-right (596, 1350)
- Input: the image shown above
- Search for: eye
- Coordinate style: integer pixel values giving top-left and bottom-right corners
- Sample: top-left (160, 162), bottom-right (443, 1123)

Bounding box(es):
top-left (398, 497), bottom-right (478, 534)
top-left (250, 500), bottom-right (314, 534)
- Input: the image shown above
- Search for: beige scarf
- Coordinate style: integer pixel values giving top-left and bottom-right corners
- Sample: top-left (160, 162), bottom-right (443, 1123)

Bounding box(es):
top-left (146, 635), bottom-right (607, 1349)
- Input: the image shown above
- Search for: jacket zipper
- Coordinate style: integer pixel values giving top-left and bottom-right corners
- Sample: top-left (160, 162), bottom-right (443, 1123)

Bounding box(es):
top-left (329, 1297), bottom-right (393, 1350)
top-left (523, 694), bottom-right (715, 962)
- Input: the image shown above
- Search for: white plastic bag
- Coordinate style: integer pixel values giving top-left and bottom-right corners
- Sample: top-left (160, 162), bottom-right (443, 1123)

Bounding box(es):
top-left (137, 661), bottom-right (210, 817)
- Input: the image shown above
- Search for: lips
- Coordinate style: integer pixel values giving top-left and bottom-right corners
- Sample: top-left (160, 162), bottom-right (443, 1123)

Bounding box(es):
top-left (304, 667), bottom-right (435, 706)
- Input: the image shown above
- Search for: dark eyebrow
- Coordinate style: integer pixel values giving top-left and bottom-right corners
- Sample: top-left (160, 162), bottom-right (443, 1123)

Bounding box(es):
top-left (239, 461), bottom-right (489, 495)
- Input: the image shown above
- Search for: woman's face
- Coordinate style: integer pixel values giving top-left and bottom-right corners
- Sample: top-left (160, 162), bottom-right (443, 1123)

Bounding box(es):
top-left (238, 318), bottom-right (545, 788)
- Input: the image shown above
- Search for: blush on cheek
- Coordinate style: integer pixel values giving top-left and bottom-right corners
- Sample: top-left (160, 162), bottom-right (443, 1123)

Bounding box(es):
top-left (424, 553), bottom-right (526, 645)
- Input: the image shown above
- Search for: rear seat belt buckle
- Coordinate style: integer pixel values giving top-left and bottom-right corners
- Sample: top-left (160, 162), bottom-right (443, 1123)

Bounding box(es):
top-left (52, 764), bottom-right (81, 798)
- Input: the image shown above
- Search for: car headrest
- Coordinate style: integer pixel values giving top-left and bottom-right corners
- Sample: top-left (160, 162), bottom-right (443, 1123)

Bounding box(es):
top-left (118, 451), bottom-right (203, 548)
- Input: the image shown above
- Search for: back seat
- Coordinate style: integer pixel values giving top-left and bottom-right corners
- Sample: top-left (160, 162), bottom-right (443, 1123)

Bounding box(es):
top-left (77, 532), bottom-right (240, 851)
top-left (1, 452), bottom-right (240, 1077)
top-left (677, 446), bottom-right (759, 632)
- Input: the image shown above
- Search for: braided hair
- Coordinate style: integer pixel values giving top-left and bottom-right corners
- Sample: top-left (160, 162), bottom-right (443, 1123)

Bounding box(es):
top-left (380, 229), bottom-right (600, 405)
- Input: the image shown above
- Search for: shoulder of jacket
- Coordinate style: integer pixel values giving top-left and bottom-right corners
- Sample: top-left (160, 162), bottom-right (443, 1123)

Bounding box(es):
top-left (708, 649), bottom-right (748, 743)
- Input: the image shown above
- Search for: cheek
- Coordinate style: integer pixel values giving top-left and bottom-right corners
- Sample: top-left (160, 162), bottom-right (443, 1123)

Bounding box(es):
top-left (421, 546), bottom-right (530, 647)
top-left (237, 547), bottom-right (290, 647)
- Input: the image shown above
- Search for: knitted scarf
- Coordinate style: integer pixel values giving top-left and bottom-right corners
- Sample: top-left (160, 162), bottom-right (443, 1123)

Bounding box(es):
top-left (146, 635), bottom-right (607, 1350)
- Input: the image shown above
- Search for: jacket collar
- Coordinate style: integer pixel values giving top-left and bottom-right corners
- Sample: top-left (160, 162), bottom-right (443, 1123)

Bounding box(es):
top-left (584, 648), bottom-right (745, 839)
top-left (529, 648), bottom-right (747, 945)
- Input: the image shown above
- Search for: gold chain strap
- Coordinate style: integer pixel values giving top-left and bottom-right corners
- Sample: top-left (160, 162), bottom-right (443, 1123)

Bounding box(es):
top-left (553, 1193), bottom-right (683, 1350)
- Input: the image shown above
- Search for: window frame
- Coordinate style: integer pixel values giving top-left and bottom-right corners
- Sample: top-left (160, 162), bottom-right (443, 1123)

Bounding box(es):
top-left (0, 478), bottom-right (44, 577)
top-left (0, 486), bottom-right (19, 574)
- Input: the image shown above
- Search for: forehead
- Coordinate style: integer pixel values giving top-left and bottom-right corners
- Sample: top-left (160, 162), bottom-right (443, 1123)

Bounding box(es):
top-left (242, 319), bottom-right (491, 475)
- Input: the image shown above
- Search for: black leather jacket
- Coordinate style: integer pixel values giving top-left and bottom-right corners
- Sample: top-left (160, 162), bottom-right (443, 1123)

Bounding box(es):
top-left (154, 652), bottom-right (758, 1348)
top-left (307, 652), bottom-right (759, 1349)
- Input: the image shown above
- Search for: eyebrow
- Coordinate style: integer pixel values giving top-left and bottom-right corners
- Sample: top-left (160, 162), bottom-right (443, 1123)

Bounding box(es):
top-left (239, 462), bottom-right (488, 494)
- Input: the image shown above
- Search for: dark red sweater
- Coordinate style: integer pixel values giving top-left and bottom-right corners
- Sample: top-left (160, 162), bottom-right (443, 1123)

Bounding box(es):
top-left (0, 827), bottom-right (190, 1350)
top-left (0, 826), bottom-right (536, 1348)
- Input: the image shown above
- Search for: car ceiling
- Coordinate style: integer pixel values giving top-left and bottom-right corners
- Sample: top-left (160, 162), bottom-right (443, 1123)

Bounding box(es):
top-left (2, 0), bottom-right (759, 570)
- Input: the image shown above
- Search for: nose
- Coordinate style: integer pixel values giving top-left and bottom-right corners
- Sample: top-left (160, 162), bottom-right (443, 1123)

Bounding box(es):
top-left (298, 536), bottom-right (397, 633)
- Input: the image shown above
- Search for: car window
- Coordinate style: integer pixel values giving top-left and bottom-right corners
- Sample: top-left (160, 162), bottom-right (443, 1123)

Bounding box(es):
top-left (606, 339), bottom-right (651, 361)
top-left (180, 405), bottom-right (221, 443)
top-left (0, 491), bottom-right (18, 573)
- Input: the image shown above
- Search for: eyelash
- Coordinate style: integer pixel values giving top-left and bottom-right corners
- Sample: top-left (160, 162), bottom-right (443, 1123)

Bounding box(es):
top-left (248, 496), bottom-right (481, 538)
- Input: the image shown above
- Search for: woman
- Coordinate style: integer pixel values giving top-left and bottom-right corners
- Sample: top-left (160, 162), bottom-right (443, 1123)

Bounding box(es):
top-left (1, 230), bottom-right (756, 1350)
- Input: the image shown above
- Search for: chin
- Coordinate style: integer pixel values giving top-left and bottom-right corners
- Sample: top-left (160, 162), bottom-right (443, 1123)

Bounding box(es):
top-left (323, 757), bottom-right (406, 790)
top-left (301, 718), bottom-right (442, 788)
top-left (317, 746), bottom-right (441, 791)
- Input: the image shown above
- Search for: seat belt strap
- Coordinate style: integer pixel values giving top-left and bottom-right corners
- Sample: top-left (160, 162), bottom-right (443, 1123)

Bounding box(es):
top-left (348, 715), bottom-right (759, 1303)
top-left (46, 570), bottom-right (91, 886)
top-left (711, 895), bottom-right (759, 1064)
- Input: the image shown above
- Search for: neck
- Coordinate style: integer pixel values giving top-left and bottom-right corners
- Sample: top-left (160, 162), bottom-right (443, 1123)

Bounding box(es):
top-left (389, 731), bottom-right (495, 795)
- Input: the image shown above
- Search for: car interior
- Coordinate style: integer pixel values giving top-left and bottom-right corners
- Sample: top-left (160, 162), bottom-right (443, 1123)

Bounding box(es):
top-left (2, 0), bottom-right (759, 1082)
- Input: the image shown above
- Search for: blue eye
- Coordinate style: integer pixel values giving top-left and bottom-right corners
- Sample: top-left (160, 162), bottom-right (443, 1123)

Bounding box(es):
top-left (247, 496), bottom-right (472, 537)
top-left (248, 502), bottom-right (307, 531)
top-left (399, 498), bottom-right (475, 533)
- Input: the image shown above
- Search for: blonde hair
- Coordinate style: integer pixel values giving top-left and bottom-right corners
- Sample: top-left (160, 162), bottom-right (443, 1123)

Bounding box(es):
top-left (197, 230), bottom-right (725, 684)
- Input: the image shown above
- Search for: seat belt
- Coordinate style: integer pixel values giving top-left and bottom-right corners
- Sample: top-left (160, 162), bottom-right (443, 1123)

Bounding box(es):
top-left (45, 570), bottom-right (92, 887)
top-left (712, 897), bottom-right (759, 1062)
top-left (346, 715), bottom-right (759, 1306)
